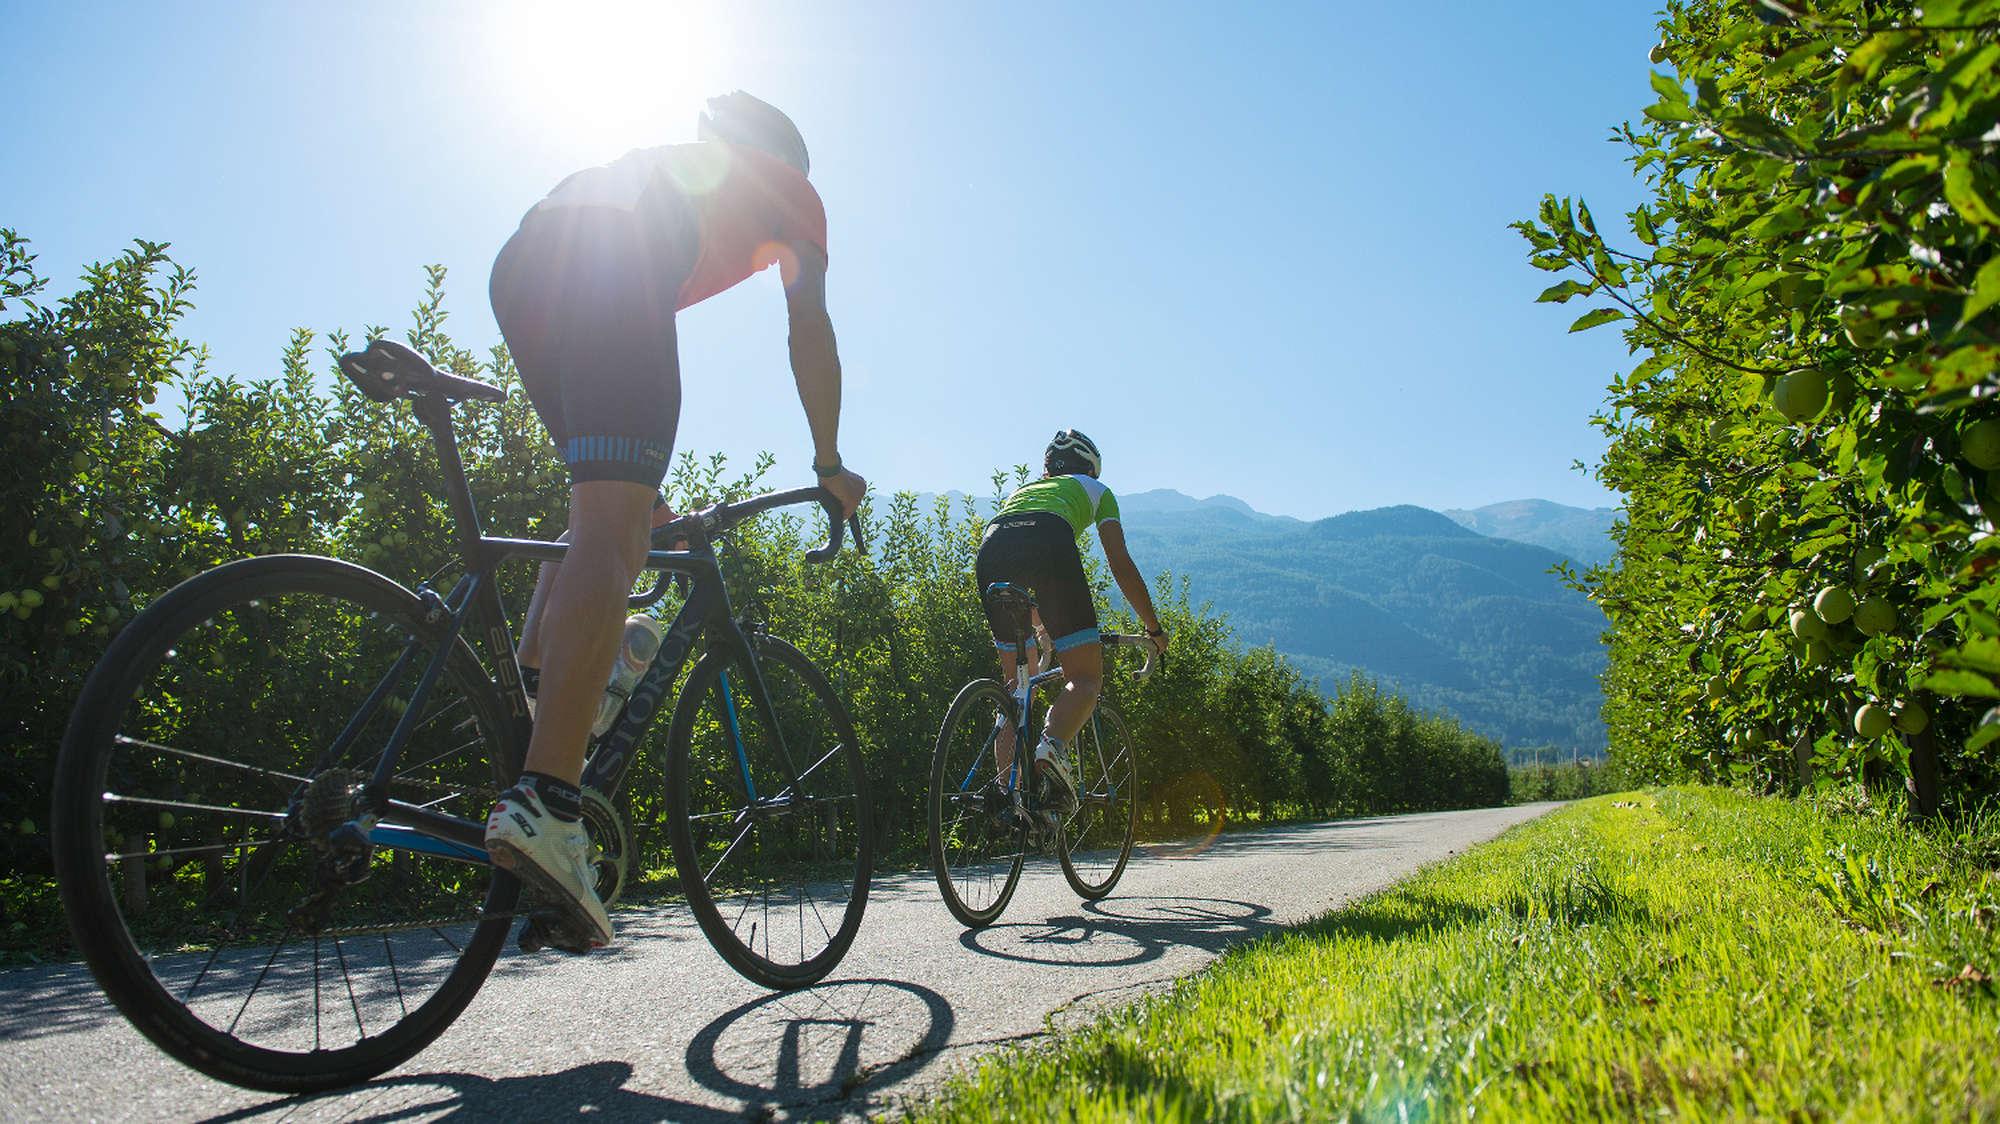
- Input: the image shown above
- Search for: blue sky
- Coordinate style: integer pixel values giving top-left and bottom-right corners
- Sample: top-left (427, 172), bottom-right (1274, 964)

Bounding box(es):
top-left (5, 1), bottom-right (1660, 519)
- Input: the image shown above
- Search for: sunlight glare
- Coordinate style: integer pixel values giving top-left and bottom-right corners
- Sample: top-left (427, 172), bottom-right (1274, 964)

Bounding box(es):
top-left (486, 1), bottom-right (728, 157)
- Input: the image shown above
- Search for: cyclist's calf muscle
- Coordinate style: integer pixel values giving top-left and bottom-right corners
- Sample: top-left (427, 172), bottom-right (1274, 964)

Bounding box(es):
top-left (521, 481), bottom-right (656, 782)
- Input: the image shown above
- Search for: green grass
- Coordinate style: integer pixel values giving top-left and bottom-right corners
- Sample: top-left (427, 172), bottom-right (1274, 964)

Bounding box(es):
top-left (905, 788), bottom-right (2000, 1121)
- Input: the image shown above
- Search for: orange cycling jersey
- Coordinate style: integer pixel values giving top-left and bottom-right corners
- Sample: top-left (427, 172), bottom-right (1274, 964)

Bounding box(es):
top-left (532, 140), bottom-right (828, 311)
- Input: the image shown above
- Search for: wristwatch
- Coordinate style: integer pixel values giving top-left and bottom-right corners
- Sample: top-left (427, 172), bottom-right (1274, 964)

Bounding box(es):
top-left (812, 458), bottom-right (843, 478)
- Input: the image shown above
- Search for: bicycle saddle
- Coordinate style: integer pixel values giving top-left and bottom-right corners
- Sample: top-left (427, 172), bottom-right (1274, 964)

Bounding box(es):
top-left (983, 582), bottom-right (1038, 644)
top-left (337, 338), bottom-right (507, 405)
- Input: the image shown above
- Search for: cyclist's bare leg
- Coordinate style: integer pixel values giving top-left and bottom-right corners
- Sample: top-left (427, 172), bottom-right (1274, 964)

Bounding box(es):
top-left (522, 481), bottom-right (655, 783)
top-left (1043, 641), bottom-right (1103, 743)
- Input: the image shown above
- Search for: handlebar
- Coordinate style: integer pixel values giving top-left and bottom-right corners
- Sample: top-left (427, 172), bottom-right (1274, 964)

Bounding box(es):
top-left (1101, 632), bottom-right (1160, 679)
top-left (629, 485), bottom-right (866, 609)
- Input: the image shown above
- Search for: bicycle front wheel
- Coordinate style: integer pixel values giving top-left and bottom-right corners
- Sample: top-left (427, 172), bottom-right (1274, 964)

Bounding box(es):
top-left (928, 679), bottom-right (1027, 928)
top-left (1057, 700), bottom-right (1138, 900)
top-left (665, 633), bottom-right (872, 989)
top-left (50, 555), bottom-right (521, 1092)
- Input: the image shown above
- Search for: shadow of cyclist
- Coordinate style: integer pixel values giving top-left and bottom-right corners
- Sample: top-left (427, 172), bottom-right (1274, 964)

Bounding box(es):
top-left (956, 895), bottom-right (1278, 968)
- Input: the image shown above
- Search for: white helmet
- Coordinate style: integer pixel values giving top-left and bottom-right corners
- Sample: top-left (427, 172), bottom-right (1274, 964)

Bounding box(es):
top-left (1045, 429), bottom-right (1101, 478)
top-left (697, 91), bottom-right (810, 176)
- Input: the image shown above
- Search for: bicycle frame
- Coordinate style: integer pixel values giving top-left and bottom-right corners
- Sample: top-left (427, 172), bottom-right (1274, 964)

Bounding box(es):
top-left (330, 392), bottom-right (813, 865)
top-left (962, 631), bottom-right (1152, 822)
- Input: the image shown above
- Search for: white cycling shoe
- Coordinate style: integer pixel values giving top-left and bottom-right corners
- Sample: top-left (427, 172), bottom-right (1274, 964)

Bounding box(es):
top-left (485, 785), bottom-right (613, 950)
top-left (1034, 738), bottom-right (1081, 817)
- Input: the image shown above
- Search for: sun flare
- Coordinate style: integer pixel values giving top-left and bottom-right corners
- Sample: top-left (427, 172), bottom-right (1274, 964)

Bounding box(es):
top-left (486, 0), bottom-right (729, 155)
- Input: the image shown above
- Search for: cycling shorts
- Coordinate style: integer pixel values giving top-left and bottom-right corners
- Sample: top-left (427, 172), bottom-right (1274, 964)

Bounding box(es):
top-left (975, 510), bottom-right (1100, 653)
top-left (488, 187), bottom-right (698, 488)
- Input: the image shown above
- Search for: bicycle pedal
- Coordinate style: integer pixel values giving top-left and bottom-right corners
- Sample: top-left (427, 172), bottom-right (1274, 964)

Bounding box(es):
top-left (518, 913), bottom-right (595, 955)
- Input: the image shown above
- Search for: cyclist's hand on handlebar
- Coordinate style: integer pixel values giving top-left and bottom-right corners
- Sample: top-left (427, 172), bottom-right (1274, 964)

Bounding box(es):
top-left (821, 466), bottom-right (867, 517)
top-left (650, 498), bottom-right (690, 549)
top-left (1145, 626), bottom-right (1170, 657)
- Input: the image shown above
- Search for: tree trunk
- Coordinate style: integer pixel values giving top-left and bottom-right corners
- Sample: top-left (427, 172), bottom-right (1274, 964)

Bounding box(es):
top-left (1905, 725), bottom-right (1940, 818)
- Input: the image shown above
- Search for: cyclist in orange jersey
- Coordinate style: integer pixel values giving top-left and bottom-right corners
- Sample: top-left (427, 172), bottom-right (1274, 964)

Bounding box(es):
top-left (483, 92), bottom-right (865, 949)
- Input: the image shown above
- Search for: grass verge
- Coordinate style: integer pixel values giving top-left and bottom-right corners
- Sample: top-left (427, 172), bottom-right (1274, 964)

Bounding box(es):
top-left (905, 788), bottom-right (2000, 1121)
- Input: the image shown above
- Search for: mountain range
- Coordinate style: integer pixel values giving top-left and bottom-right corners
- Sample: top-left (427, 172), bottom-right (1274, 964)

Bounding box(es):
top-left (1440, 499), bottom-right (1619, 565)
top-left (909, 488), bottom-right (1617, 751)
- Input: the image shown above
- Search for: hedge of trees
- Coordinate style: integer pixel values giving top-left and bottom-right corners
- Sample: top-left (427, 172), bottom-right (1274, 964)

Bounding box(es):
top-left (0, 229), bottom-right (1507, 945)
top-left (1520, 0), bottom-right (2000, 810)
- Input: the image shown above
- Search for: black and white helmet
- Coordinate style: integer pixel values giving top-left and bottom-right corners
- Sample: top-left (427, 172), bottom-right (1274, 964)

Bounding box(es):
top-left (1045, 429), bottom-right (1102, 478)
top-left (698, 90), bottom-right (810, 176)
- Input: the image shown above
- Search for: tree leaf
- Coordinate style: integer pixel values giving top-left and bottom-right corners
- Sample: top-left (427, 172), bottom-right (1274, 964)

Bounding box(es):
top-left (1960, 256), bottom-right (2000, 329)
top-left (1538, 280), bottom-right (1593, 304)
top-left (1569, 308), bottom-right (1626, 333)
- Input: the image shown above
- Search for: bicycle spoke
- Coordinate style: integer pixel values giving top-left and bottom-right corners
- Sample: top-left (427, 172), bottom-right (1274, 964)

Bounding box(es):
top-left (114, 736), bottom-right (310, 785)
top-left (226, 933), bottom-right (292, 1037)
top-left (704, 817), bottom-right (759, 887)
top-left (103, 793), bottom-right (288, 821)
top-left (393, 736), bottom-right (486, 785)
top-left (106, 836), bottom-right (279, 864)
top-left (182, 943), bottom-right (227, 1006)
top-left (333, 936), bottom-right (365, 1039)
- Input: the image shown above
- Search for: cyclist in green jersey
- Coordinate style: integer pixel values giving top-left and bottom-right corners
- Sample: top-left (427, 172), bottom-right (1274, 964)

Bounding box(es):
top-left (975, 430), bottom-right (1168, 814)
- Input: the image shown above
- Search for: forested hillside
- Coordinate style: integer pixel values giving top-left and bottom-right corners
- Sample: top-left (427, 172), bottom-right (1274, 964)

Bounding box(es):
top-left (1113, 497), bottom-right (1608, 752)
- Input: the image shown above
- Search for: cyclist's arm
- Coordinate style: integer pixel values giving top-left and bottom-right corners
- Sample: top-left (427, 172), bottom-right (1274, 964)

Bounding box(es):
top-left (784, 241), bottom-right (864, 514)
top-left (1097, 520), bottom-right (1164, 637)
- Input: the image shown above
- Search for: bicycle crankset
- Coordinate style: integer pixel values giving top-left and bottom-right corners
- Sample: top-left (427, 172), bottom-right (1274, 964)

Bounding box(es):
top-left (579, 786), bottom-right (631, 907)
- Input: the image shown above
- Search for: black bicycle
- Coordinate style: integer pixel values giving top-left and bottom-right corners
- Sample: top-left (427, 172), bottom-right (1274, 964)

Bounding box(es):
top-left (926, 582), bottom-right (1152, 928)
top-left (49, 339), bottom-right (873, 1092)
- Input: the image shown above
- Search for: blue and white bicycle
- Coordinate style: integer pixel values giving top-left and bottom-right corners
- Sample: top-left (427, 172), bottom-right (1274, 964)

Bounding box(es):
top-left (925, 581), bottom-right (1152, 928)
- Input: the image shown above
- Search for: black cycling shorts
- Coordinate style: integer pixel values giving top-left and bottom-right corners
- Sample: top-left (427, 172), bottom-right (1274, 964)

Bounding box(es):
top-left (975, 510), bottom-right (1100, 653)
top-left (488, 187), bottom-right (698, 488)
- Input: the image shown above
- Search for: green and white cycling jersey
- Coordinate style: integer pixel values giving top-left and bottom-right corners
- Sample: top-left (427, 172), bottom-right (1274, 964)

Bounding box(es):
top-left (992, 474), bottom-right (1120, 539)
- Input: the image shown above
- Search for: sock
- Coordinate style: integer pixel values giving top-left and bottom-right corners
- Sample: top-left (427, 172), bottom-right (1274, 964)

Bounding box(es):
top-left (1035, 734), bottom-right (1065, 762)
top-left (518, 771), bottom-right (582, 822)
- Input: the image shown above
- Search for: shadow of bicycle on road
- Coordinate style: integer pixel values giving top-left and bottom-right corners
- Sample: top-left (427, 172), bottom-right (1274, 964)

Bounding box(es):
top-left (201, 978), bottom-right (955, 1123)
top-left (682, 977), bottom-right (954, 1116)
top-left (200, 1059), bottom-right (734, 1123)
top-left (957, 895), bottom-right (1279, 970)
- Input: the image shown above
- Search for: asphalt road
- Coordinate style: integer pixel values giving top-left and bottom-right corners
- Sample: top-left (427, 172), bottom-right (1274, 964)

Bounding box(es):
top-left (0, 803), bottom-right (1556, 1122)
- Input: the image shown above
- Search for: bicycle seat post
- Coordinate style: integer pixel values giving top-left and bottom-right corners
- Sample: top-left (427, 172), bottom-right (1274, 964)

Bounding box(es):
top-left (410, 393), bottom-right (487, 558)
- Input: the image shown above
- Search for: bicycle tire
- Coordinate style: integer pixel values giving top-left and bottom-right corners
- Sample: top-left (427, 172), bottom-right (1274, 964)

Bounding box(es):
top-left (664, 633), bottom-right (872, 989)
top-left (51, 555), bottom-right (522, 1092)
top-left (1057, 699), bottom-right (1139, 900)
top-left (927, 679), bottom-right (1028, 928)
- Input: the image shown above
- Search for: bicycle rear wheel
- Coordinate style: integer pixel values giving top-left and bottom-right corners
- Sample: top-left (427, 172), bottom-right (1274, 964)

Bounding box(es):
top-left (1057, 700), bottom-right (1138, 900)
top-left (927, 679), bottom-right (1028, 928)
top-left (50, 555), bottom-right (521, 1092)
top-left (665, 633), bottom-right (872, 989)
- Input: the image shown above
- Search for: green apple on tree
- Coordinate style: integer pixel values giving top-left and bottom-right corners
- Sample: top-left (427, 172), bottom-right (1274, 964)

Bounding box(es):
top-left (1962, 419), bottom-right (2000, 471)
top-left (1895, 702), bottom-right (1929, 735)
top-left (1854, 703), bottom-right (1892, 739)
top-left (1813, 585), bottom-right (1854, 625)
top-left (1853, 598), bottom-right (1898, 637)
